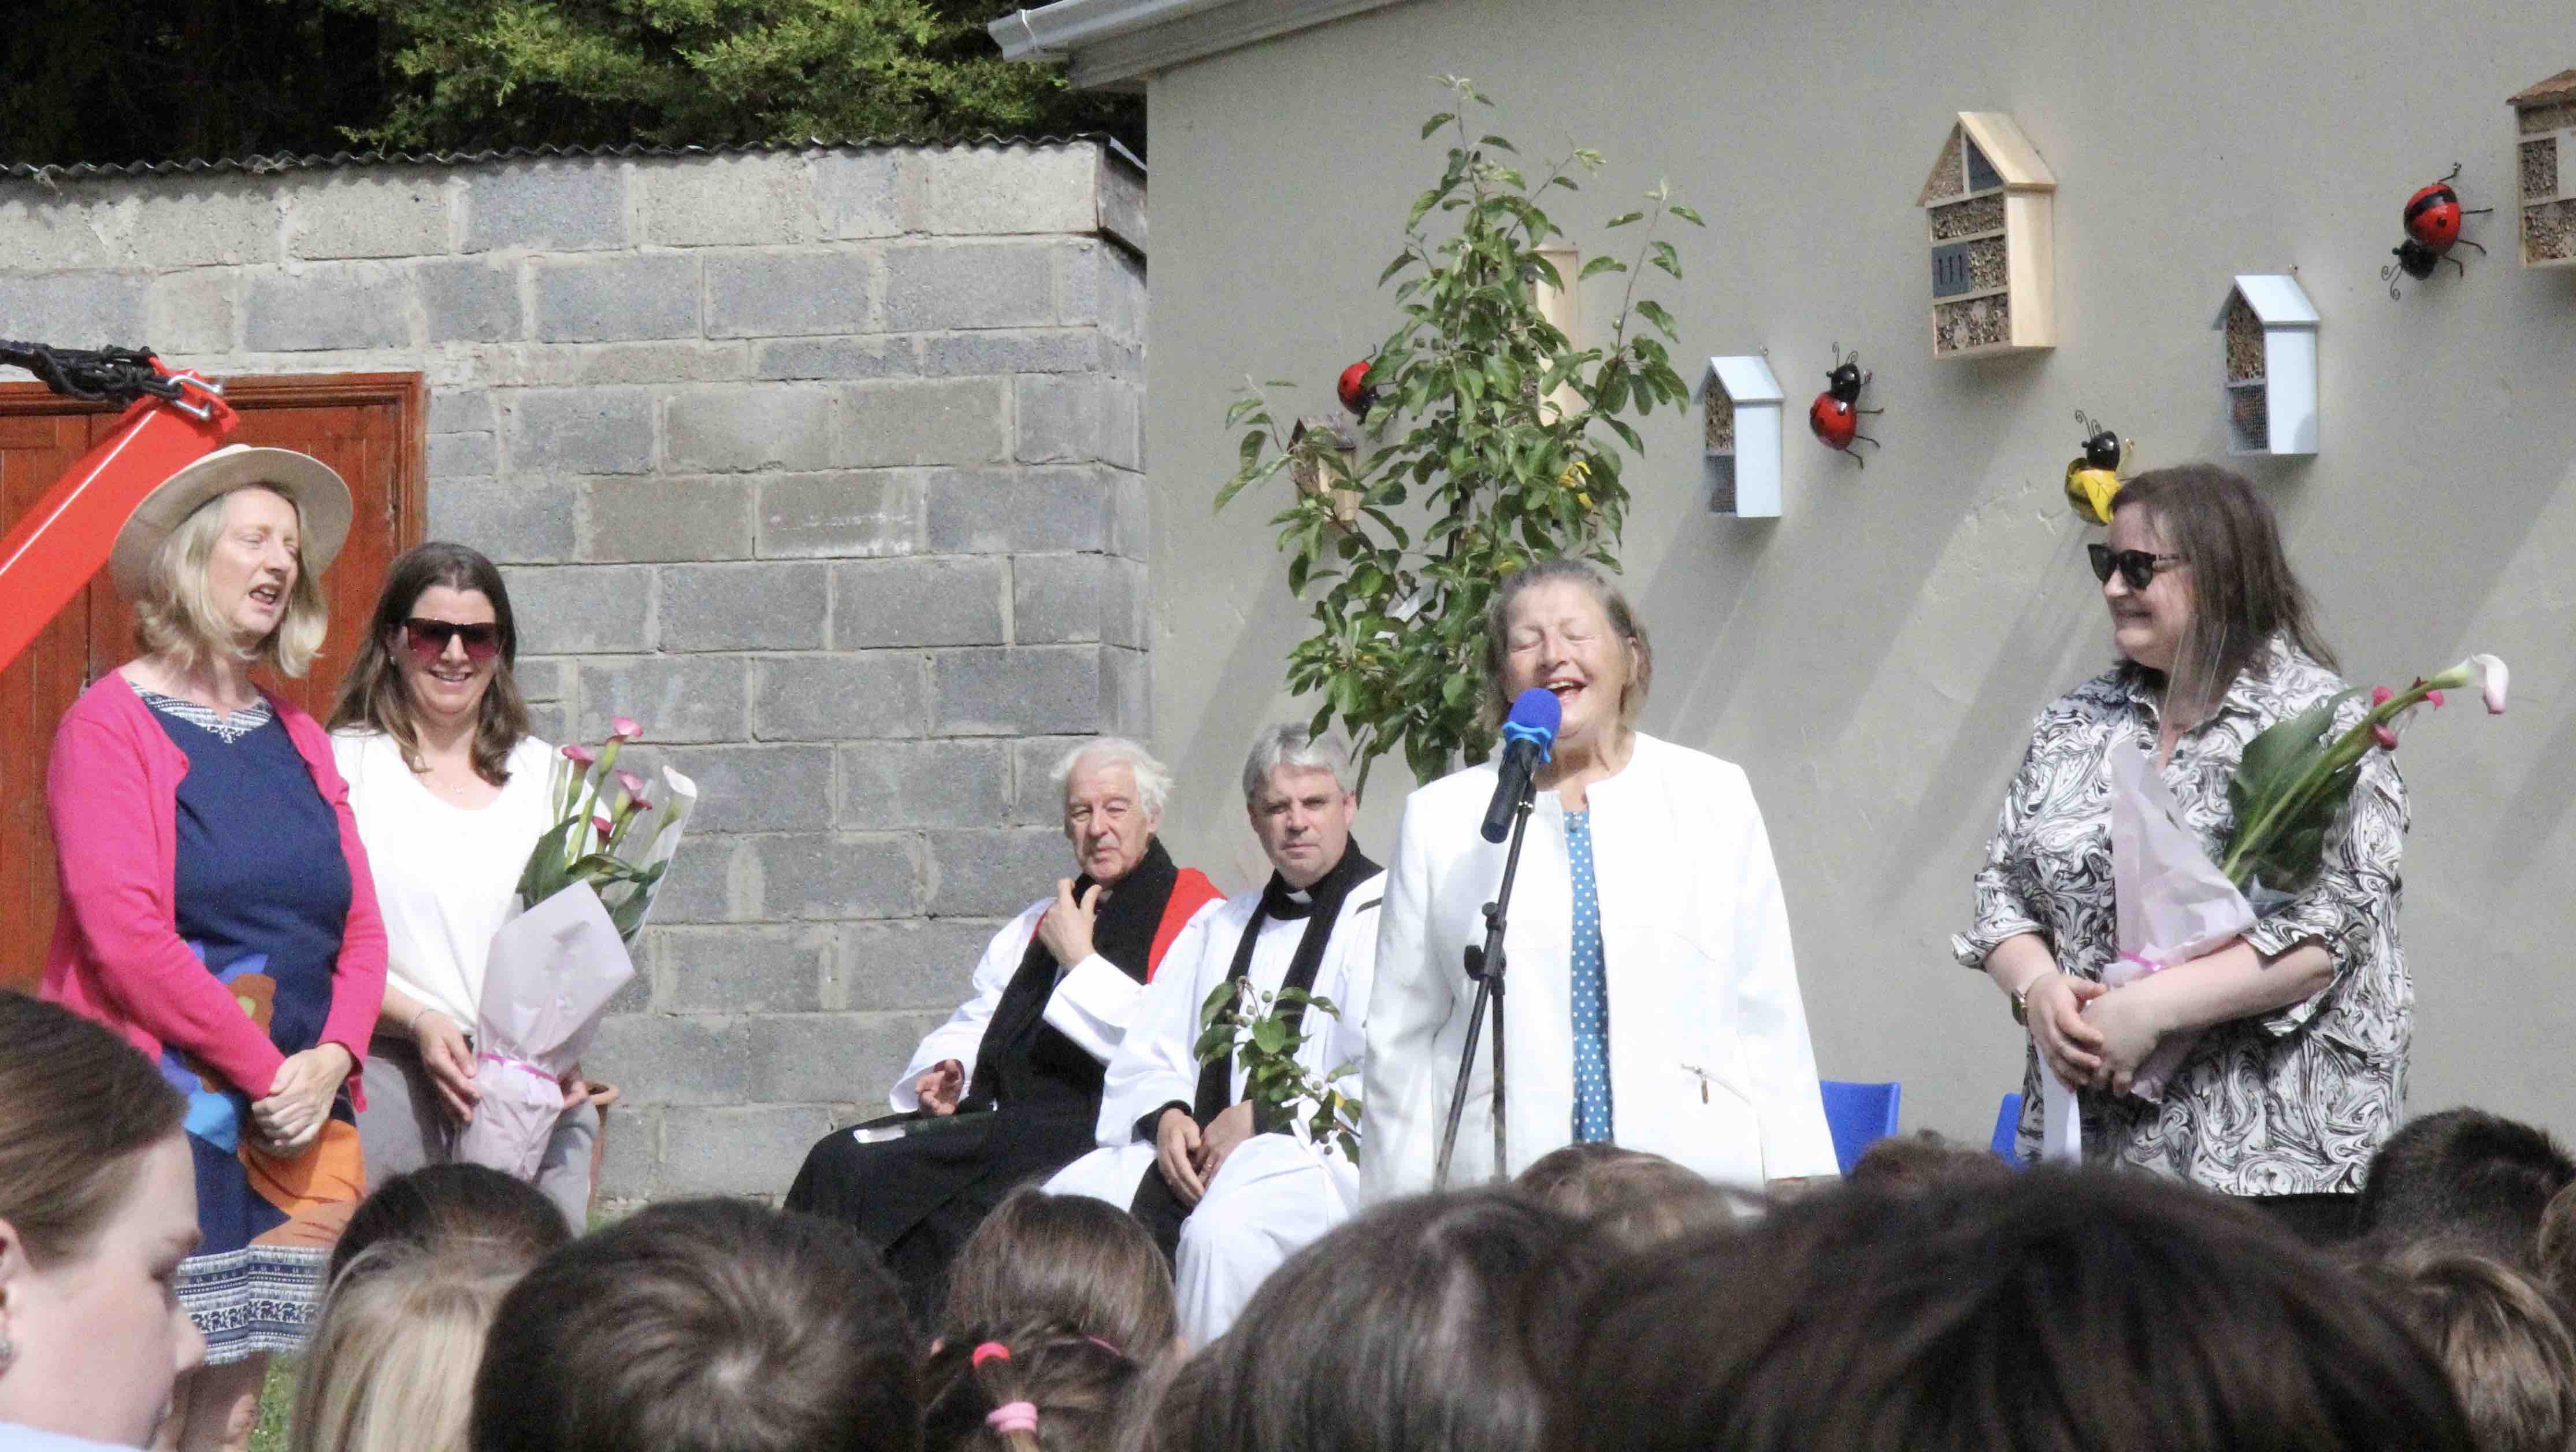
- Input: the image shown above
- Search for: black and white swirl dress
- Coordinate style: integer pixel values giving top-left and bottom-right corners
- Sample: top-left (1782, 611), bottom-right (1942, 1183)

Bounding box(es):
top-left (1953, 635), bottom-right (2410, 1195)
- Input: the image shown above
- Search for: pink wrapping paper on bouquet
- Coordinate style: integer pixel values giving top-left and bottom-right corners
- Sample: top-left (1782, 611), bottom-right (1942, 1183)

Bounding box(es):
top-left (2040, 741), bottom-right (2255, 1162)
top-left (454, 881), bottom-right (635, 1180)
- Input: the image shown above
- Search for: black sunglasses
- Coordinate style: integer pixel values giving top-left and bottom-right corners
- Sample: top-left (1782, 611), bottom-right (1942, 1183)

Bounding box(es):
top-left (402, 617), bottom-right (502, 662)
top-left (2087, 544), bottom-right (2187, 590)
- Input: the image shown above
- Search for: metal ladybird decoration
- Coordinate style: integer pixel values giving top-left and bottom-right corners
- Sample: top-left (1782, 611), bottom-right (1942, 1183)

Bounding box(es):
top-left (1336, 361), bottom-right (1378, 414)
top-left (2382, 164), bottom-right (2493, 299)
top-left (1806, 344), bottom-right (1883, 466)
top-left (2063, 410), bottom-right (2136, 525)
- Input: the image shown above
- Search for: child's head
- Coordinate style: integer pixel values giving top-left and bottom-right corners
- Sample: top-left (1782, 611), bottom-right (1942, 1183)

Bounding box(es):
top-left (1542, 1169), bottom-right (2476, 1452)
top-left (2365, 1246), bottom-right (2576, 1452)
top-left (2356, 1108), bottom-right (2576, 1268)
top-left (1845, 1131), bottom-right (2015, 1195)
top-left (291, 1246), bottom-right (520, 1452)
top-left (329, 1163), bottom-right (571, 1291)
top-left (943, 1189), bottom-right (1175, 1362)
top-left (919, 1324), bottom-right (1141, 1452)
top-left (1151, 1188), bottom-right (1591, 1452)
top-left (1515, 1146), bottom-right (1757, 1250)
top-left (471, 1198), bottom-right (918, 1452)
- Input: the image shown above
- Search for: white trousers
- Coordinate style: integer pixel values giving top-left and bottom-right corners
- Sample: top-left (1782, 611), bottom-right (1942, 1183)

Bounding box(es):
top-left (1045, 1132), bottom-right (1352, 1346)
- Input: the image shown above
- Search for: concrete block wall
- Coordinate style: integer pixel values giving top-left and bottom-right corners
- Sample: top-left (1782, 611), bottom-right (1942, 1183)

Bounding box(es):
top-left (0, 143), bottom-right (1148, 1203)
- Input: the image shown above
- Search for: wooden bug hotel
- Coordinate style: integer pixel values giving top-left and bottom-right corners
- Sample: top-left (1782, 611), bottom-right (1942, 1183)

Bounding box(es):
top-left (2510, 69), bottom-right (2576, 268)
top-left (2213, 275), bottom-right (2319, 457)
top-left (1917, 113), bottom-right (2057, 358)
top-left (1696, 356), bottom-right (1785, 518)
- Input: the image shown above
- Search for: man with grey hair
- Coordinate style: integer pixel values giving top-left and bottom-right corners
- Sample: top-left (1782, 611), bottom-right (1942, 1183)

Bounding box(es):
top-left (1044, 723), bottom-right (1381, 1344)
top-left (785, 736), bottom-right (1223, 1318)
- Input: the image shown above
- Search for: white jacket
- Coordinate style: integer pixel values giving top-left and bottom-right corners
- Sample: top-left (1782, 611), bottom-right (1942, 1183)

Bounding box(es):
top-left (1361, 734), bottom-right (1836, 1199)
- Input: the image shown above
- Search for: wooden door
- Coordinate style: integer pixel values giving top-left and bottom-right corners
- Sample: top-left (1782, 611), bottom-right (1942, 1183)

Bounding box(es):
top-left (0, 373), bottom-right (425, 988)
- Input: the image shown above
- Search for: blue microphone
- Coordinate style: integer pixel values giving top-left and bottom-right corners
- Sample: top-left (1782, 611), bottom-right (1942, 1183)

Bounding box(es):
top-left (1481, 687), bottom-right (1561, 843)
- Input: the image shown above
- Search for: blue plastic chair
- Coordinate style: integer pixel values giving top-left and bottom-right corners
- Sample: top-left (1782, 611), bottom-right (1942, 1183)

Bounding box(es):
top-left (1818, 1080), bottom-right (1902, 1176)
top-left (1991, 1091), bottom-right (2025, 1166)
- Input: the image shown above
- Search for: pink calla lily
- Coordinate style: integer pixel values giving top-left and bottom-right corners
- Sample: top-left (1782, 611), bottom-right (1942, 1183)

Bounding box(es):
top-left (617, 770), bottom-right (647, 799)
top-left (610, 717), bottom-right (643, 742)
top-left (593, 815), bottom-right (615, 840)
top-left (562, 743), bottom-right (597, 767)
top-left (2423, 654), bottom-right (2509, 715)
top-left (2371, 723), bottom-right (2400, 751)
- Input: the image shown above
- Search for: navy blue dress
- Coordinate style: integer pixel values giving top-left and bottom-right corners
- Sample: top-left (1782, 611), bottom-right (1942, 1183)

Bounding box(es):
top-left (139, 684), bottom-right (360, 1364)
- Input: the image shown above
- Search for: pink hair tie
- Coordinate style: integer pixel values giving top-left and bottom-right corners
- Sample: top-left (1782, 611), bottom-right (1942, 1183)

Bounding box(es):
top-left (970, 1341), bottom-right (1012, 1368)
top-left (986, 1401), bottom-right (1041, 1435)
top-left (1087, 1335), bottom-right (1122, 1355)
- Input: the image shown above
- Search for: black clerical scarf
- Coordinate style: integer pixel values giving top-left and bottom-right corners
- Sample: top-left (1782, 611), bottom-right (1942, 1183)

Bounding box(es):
top-left (962, 836), bottom-right (1186, 1113)
top-left (1191, 842), bottom-right (1381, 1127)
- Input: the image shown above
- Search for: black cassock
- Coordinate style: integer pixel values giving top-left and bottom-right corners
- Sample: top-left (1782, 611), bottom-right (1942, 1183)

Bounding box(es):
top-left (784, 838), bottom-right (1215, 1320)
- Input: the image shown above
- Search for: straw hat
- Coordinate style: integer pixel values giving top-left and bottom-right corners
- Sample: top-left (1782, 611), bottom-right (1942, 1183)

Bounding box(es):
top-left (106, 445), bottom-right (354, 603)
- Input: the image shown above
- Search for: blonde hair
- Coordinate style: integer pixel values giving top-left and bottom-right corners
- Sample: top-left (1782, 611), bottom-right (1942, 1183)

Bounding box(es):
top-left (132, 484), bottom-right (329, 678)
top-left (290, 1246), bottom-right (520, 1452)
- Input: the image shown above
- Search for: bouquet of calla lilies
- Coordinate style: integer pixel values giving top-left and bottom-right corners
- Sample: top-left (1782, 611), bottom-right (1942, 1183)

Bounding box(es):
top-left (458, 717), bottom-right (700, 1181)
top-left (519, 716), bottom-right (698, 943)
top-left (2222, 655), bottom-right (2508, 895)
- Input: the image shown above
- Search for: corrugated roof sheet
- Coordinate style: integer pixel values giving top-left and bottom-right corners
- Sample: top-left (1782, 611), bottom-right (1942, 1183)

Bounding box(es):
top-left (1, 135), bottom-right (1142, 184)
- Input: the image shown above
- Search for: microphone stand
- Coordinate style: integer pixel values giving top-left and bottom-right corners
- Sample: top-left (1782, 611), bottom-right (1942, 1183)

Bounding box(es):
top-left (1434, 778), bottom-right (1537, 1189)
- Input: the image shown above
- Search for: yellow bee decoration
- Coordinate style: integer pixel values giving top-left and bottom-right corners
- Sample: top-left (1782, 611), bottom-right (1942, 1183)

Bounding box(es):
top-left (2063, 410), bottom-right (2136, 525)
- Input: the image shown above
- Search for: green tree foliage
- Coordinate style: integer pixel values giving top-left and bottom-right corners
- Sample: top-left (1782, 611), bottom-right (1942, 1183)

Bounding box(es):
top-left (0, 1), bottom-right (1137, 168)
top-left (1219, 79), bottom-right (1695, 791)
top-left (0, 2), bottom-right (388, 166)
top-left (321, 0), bottom-right (1135, 151)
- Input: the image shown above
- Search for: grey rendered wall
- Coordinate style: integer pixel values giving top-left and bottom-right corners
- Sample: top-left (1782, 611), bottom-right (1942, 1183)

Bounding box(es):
top-left (1136, 0), bottom-right (2576, 1150)
top-left (0, 142), bottom-right (1148, 1202)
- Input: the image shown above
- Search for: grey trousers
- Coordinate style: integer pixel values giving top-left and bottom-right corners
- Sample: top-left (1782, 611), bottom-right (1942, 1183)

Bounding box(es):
top-left (355, 1032), bottom-right (600, 1232)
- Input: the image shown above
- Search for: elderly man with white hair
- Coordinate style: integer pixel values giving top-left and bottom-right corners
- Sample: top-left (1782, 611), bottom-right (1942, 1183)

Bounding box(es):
top-left (1045, 724), bottom-right (1382, 1344)
top-left (785, 736), bottom-right (1222, 1317)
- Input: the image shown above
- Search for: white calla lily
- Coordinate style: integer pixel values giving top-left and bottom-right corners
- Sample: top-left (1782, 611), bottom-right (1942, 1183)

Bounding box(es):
top-left (2426, 654), bottom-right (2510, 715)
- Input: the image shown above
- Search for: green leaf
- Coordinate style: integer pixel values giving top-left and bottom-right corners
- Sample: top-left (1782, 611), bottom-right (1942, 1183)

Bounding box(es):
top-left (1669, 203), bottom-right (1706, 226)
top-left (1650, 240), bottom-right (1681, 278)
top-left (1421, 112), bottom-right (1454, 139)
top-left (1634, 299), bottom-right (1679, 340)
top-left (1579, 254), bottom-right (1625, 280)
top-left (1605, 210), bottom-right (1645, 228)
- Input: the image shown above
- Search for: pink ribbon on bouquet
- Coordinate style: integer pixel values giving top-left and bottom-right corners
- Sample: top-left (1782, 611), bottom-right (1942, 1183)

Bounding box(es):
top-left (477, 1050), bottom-right (560, 1085)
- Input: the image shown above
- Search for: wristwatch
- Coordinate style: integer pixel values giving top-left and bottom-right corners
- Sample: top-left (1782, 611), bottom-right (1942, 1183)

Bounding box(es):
top-left (2010, 977), bottom-right (2039, 1027)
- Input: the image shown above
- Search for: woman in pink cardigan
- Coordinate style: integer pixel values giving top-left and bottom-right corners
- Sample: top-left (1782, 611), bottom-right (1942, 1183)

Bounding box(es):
top-left (43, 446), bottom-right (385, 1452)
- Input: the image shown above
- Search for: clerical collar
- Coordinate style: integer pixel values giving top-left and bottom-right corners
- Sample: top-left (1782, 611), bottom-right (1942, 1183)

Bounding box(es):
top-left (1256, 840), bottom-right (1374, 923)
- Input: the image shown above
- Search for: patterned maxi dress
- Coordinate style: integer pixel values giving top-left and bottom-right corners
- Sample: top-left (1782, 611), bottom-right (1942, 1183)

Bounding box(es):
top-left (139, 683), bottom-right (368, 1362)
top-left (1952, 638), bottom-right (2411, 1195)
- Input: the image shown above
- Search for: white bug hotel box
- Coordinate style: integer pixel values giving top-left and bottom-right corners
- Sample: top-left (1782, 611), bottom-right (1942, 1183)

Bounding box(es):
top-left (1696, 355), bottom-right (1784, 518)
top-left (2213, 275), bottom-right (2319, 457)
top-left (2510, 69), bottom-right (2576, 269)
top-left (1918, 113), bottom-right (2057, 359)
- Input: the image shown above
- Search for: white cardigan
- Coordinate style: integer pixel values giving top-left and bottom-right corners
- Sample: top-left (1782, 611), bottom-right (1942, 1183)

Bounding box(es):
top-left (1361, 734), bottom-right (1836, 1198)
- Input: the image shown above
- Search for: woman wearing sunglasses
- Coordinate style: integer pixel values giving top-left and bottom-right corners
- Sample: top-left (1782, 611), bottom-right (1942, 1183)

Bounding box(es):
top-left (327, 543), bottom-right (597, 1228)
top-left (1954, 464), bottom-right (2407, 1243)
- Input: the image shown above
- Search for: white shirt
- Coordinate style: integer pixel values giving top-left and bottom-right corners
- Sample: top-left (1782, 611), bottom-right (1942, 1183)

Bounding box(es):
top-left (0, 1425), bottom-right (142, 1451)
top-left (1096, 881), bottom-right (1381, 1156)
top-left (331, 729), bottom-right (561, 1027)
top-left (1363, 734), bottom-right (1838, 1199)
top-left (890, 893), bottom-right (1230, 1111)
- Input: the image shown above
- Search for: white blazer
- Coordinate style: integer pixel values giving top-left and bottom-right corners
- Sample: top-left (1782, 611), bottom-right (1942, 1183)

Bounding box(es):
top-left (1361, 734), bottom-right (1836, 1199)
